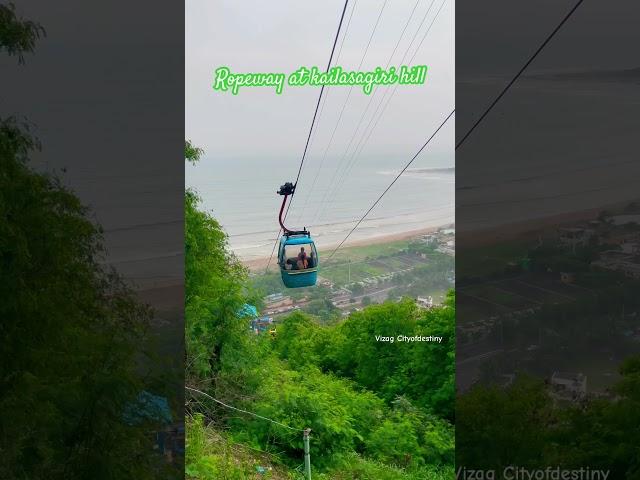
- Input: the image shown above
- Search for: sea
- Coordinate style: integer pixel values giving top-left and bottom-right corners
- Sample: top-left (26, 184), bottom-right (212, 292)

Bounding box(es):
top-left (186, 153), bottom-right (455, 261)
top-left (456, 73), bottom-right (640, 233)
top-left (29, 74), bottom-right (637, 290)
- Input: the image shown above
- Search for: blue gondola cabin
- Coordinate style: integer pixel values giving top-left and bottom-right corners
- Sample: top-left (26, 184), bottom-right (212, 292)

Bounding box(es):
top-left (276, 182), bottom-right (319, 288)
top-left (278, 232), bottom-right (318, 288)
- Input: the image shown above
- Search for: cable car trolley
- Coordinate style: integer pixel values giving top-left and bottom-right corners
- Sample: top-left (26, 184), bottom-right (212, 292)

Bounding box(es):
top-left (276, 182), bottom-right (318, 288)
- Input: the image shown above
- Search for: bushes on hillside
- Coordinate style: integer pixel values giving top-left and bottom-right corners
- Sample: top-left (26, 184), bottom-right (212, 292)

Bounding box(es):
top-left (272, 295), bottom-right (456, 421)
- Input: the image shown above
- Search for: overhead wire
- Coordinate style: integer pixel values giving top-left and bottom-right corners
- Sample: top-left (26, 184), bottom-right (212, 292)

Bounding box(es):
top-left (291, 0), bottom-right (359, 226)
top-left (327, 109), bottom-right (455, 259)
top-left (186, 386), bottom-right (305, 432)
top-left (314, 0), bottom-right (443, 224)
top-left (264, 0), bottom-right (351, 273)
top-left (455, 0), bottom-right (585, 149)
top-left (323, 0), bottom-right (448, 219)
top-left (334, 0), bottom-right (449, 194)
top-left (326, 0), bottom-right (585, 257)
top-left (294, 0), bottom-right (390, 225)
top-left (313, 0), bottom-right (437, 224)
top-left (293, 0), bottom-right (360, 207)
top-left (289, 0), bottom-right (351, 200)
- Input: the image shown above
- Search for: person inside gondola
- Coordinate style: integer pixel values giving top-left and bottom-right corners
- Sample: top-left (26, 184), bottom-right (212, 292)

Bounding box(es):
top-left (297, 246), bottom-right (308, 270)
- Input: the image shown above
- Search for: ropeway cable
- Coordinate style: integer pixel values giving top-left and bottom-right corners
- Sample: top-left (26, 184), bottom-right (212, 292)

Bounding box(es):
top-left (186, 386), bottom-right (305, 432)
top-left (327, 108), bottom-right (454, 259)
top-left (265, 0), bottom-right (351, 272)
top-left (323, 0), bottom-right (585, 256)
top-left (456, 0), bottom-right (585, 149)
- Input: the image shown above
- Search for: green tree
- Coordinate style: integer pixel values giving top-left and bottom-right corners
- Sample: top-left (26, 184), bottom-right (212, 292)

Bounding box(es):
top-left (323, 295), bottom-right (455, 420)
top-left (0, 117), bottom-right (165, 480)
top-left (183, 143), bottom-right (455, 477)
top-left (1, 9), bottom-right (170, 478)
top-left (185, 142), bottom-right (252, 381)
top-left (456, 377), bottom-right (553, 472)
top-left (185, 139), bottom-right (203, 164)
top-left (457, 356), bottom-right (640, 478)
top-left (0, 2), bottom-right (45, 63)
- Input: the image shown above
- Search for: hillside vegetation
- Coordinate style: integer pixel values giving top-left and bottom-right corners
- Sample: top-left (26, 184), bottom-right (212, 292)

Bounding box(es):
top-left (185, 143), bottom-right (455, 479)
top-left (0, 13), bottom-right (177, 474)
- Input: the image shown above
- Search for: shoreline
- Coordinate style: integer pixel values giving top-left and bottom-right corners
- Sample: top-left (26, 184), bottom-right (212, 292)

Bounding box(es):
top-left (135, 283), bottom-right (184, 314)
top-left (242, 224), bottom-right (453, 272)
top-left (456, 201), bottom-right (635, 248)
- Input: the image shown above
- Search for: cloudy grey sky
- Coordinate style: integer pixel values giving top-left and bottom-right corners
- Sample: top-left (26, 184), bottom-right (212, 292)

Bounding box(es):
top-left (2, 1), bottom-right (184, 289)
top-left (185, 0), bottom-right (455, 161)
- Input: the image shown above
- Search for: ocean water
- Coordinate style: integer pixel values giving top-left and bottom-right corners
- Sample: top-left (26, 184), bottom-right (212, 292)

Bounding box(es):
top-left (457, 76), bottom-right (640, 233)
top-left (186, 153), bottom-right (454, 260)
top-left (46, 76), bottom-right (635, 289)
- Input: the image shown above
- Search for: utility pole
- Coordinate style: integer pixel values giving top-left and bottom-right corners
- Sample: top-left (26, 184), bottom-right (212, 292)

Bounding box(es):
top-left (303, 428), bottom-right (311, 480)
top-left (348, 259), bottom-right (351, 284)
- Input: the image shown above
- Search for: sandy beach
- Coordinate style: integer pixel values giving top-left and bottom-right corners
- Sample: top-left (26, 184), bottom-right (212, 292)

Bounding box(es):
top-left (457, 200), bottom-right (637, 248)
top-left (243, 224), bottom-right (452, 272)
top-left (136, 283), bottom-right (184, 314)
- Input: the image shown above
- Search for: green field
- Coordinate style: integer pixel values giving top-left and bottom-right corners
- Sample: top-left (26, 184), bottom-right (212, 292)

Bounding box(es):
top-left (457, 239), bottom-right (531, 278)
top-left (318, 239), bottom-right (449, 286)
top-left (321, 239), bottom-right (414, 263)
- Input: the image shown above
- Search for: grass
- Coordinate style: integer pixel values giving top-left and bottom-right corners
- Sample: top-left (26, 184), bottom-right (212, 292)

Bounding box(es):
top-left (460, 284), bottom-right (532, 310)
top-left (318, 452), bottom-right (454, 480)
top-left (186, 415), bottom-right (297, 480)
top-left (559, 350), bottom-right (623, 393)
top-left (322, 239), bottom-right (413, 264)
top-left (457, 238), bottom-right (532, 278)
top-left (318, 238), bottom-right (439, 287)
top-left (320, 261), bottom-right (387, 285)
top-left (186, 415), bottom-right (453, 480)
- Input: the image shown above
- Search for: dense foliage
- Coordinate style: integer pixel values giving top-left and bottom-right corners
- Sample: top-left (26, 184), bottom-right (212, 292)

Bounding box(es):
top-left (186, 186), bottom-right (250, 379)
top-left (0, 2), bottom-right (45, 63)
top-left (0, 115), bottom-right (168, 480)
top-left (185, 143), bottom-right (455, 479)
top-left (1, 13), bottom-right (171, 478)
top-left (457, 357), bottom-right (640, 479)
top-left (272, 298), bottom-right (455, 421)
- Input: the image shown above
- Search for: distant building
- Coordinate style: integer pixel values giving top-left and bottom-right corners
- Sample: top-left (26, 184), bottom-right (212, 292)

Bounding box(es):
top-left (592, 251), bottom-right (640, 279)
top-left (560, 272), bottom-right (575, 284)
top-left (611, 214), bottom-right (640, 226)
top-left (422, 234), bottom-right (437, 245)
top-left (558, 227), bottom-right (594, 250)
top-left (264, 293), bottom-right (284, 304)
top-left (623, 327), bottom-right (640, 342)
top-left (250, 316), bottom-right (273, 334)
top-left (550, 372), bottom-right (587, 399)
top-left (620, 242), bottom-right (640, 255)
top-left (417, 296), bottom-right (434, 309)
top-left (437, 244), bottom-right (455, 256)
top-left (264, 295), bottom-right (293, 310)
top-left (498, 374), bottom-right (516, 389)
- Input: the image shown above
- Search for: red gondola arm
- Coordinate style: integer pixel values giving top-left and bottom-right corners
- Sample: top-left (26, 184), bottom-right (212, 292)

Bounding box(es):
top-left (277, 181), bottom-right (307, 236)
top-left (278, 194), bottom-right (292, 235)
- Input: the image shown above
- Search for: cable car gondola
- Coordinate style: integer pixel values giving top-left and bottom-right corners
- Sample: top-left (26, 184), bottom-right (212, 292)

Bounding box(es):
top-left (276, 182), bottom-right (318, 288)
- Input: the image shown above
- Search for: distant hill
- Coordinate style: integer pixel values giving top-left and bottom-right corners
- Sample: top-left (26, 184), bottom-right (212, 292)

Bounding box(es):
top-left (528, 66), bottom-right (640, 84)
top-left (408, 167), bottom-right (455, 174)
